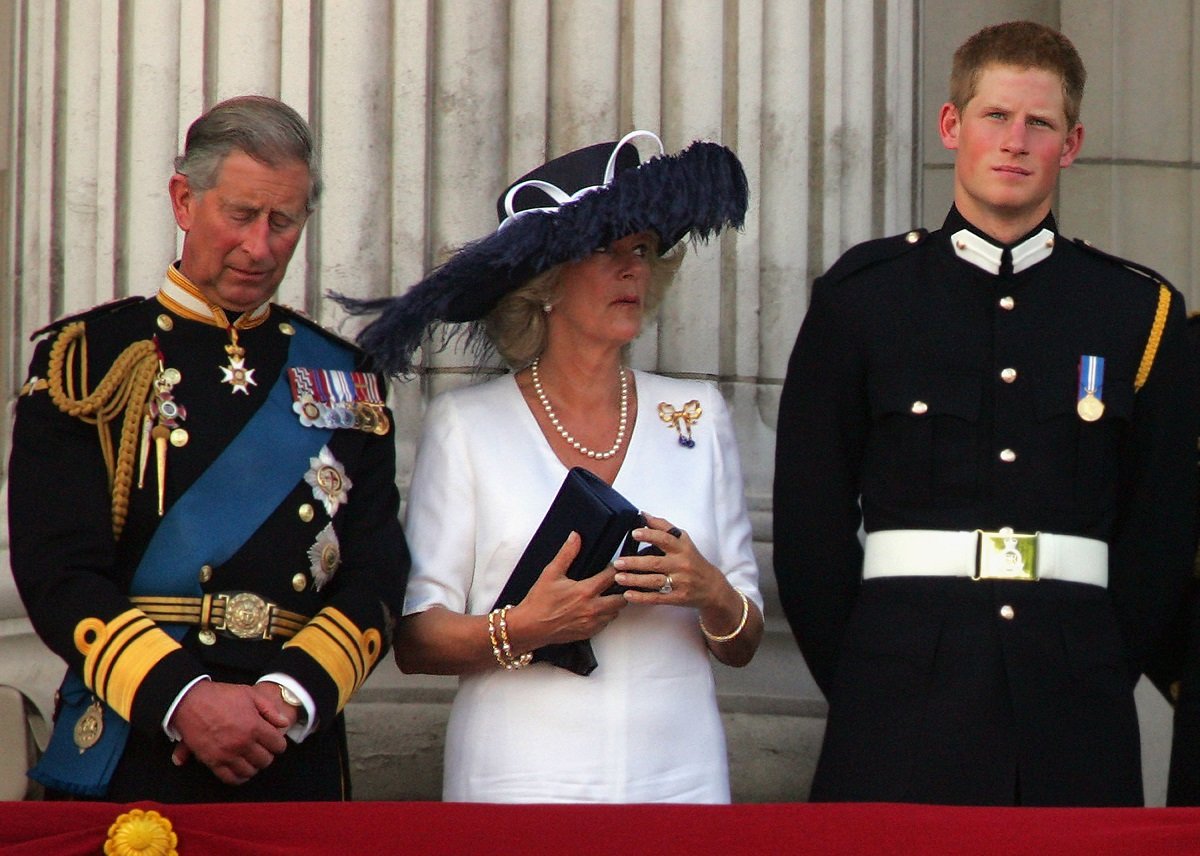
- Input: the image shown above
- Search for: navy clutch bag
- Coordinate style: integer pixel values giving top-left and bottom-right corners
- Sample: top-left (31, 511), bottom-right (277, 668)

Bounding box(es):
top-left (492, 467), bottom-right (642, 676)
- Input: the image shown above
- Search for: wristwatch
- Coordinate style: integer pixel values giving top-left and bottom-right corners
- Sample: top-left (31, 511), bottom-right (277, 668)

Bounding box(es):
top-left (276, 683), bottom-right (307, 725)
top-left (278, 684), bottom-right (303, 709)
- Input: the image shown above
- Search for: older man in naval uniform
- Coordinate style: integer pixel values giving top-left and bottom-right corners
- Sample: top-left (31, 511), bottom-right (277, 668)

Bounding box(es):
top-left (8, 95), bottom-right (409, 802)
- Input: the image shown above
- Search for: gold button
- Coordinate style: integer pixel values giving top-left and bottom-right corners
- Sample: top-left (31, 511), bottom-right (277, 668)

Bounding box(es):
top-left (999, 605), bottom-right (1015, 620)
top-left (170, 428), bottom-right (189, 447)
top-left (279, 322), bottom-right (296, 336)
top-left (156, 314), bottom-right (174, 331)
top-left (199, 564), bottom-right (213, 583)
top-left (905, 231), bottom-right (920, 244)
top-left (162, 367), bottom-right (182, 385)
top-left (1000, 368), bottom-right (1017, 383)
top-left (198, 629), bottom-right (217, 646)
top-left (293, 573), bottom-right (308, 592)
top-left (999, 448), bottom-right (1017, 463)
top-left (911, 401), bottom-right (928, 415)
top-left (298, 503), bottom-right (315, 523)
top-left (999, 296), bottom-right (1015, 311)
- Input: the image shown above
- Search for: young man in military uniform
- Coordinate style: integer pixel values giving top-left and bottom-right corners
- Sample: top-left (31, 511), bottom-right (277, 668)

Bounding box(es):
top-left (774, 21), bottom-right (1196, 806)
top-left (8, 96), bottom-right (410, 802)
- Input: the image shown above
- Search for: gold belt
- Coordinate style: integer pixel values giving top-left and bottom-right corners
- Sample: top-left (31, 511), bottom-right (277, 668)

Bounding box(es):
top-left (130, 592), bottom-right (310, 641)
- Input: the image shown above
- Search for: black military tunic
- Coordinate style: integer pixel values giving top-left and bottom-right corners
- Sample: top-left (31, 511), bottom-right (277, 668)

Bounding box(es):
top-left (774, 206), bottom-right (1197, 806)
top-left (1165, 313), bottom-right (1200, 805)
top-left (8, 278), bottom-right (410, 802)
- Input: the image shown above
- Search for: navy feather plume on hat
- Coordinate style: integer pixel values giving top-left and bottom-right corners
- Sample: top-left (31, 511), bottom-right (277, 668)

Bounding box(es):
top-left (332, 132), bottom-right (749, 376)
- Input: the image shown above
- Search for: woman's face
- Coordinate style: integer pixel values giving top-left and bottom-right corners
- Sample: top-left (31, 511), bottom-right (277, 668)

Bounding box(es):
top-left (548, 231), bottom-right (655, 350)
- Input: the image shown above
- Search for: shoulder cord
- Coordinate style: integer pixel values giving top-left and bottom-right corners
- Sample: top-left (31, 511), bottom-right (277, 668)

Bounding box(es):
top-left (45, 322), bottom-right (159, 539)
top-left (1134, 284), bottom-right (1171, 393)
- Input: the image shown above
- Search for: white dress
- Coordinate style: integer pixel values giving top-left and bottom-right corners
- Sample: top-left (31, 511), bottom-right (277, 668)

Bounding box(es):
top-left (402, 370), bottom-right (761, 803)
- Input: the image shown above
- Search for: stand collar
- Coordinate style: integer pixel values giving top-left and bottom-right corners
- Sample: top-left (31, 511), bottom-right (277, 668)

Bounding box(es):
top-left (943, 207), bottom-right (1058, 276)
top-left (158, 264), bottom-right (271, 329)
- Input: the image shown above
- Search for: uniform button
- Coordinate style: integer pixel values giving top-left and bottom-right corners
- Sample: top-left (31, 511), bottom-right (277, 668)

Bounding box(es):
top-left (1000, 368), bottom-right (1017, 383)
top-left (999, 604), bottom-right (1015, 620)
top-left (170, 428), bottom-right (190, 447)
top-left (157, 314), bottom-right (174, 331)
top-left (293, 573), bottom-right (308, 592)
top-left (279, 322), bottom-right (296, 336)
top-left (198, 629), bottom-right (217, 646)
top-left (299, 503), bottom-right (315, 523)
top-left (911, 401), bottom-right (928, 415)
top-left (905, 231), bottom-right (920, 244)
top-left (199, 564), bottom-right (213, 583)
top-left (999, 448), bottom-right (1017, 462)
top-left (999, 296), bottom-right (1015, 311)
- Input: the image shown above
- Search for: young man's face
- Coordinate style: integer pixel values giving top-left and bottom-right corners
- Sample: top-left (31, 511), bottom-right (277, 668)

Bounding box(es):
top-left (939, 63), bottom-right (1083, 241)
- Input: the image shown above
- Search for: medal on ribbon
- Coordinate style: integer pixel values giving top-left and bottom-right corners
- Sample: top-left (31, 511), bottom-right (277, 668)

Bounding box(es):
top-left (288, 367), bottom-right (390, 434)
top-left (1077, 355), bottom-right (1105, 422)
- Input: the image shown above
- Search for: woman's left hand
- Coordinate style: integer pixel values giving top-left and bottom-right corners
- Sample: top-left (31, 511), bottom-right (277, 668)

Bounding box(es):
top-left (612, 513), bottom-right (732, 612)
top-left (612, 512), bottom-right (763, 667)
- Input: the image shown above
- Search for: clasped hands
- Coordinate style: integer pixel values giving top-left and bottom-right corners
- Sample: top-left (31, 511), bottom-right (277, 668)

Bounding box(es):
top-left (167, 679), bottom-right (299, 786)
top-left (513, 513), bottom-right (728, 649)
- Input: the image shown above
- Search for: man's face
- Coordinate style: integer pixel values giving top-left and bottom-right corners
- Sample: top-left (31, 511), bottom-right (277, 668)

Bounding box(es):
top-left (169, 150), bottom-right (311, 312)
top-left (939, 63), bottom-right (1083, 239)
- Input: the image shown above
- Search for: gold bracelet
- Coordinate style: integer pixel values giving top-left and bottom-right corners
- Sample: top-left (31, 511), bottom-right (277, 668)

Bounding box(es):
top-left (487, 605), bottom-right (532, 670)
top-left (699, 589), bottom-right (750, 643)
top-left (487, 608), bottom-right (509, 668)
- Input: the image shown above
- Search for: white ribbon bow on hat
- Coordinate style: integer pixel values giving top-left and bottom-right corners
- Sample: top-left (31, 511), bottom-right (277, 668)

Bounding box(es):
top-left (497, 130), bottom-right (666, 231)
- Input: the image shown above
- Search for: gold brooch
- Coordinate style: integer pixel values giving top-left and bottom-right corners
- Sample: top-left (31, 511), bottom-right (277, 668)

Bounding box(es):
top-left (658, 400), bottom-right (702, 448)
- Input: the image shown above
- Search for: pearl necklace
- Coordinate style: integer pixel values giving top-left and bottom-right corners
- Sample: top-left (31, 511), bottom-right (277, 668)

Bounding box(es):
top-left (530, 357), bottom-right (629, 460)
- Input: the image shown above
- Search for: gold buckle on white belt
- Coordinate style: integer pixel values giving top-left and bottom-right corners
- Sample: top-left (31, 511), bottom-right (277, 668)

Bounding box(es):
top-left (975, 527), bottom-right (1038, 581)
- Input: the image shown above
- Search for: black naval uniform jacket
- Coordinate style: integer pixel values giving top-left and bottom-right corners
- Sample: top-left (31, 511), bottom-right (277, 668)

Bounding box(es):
top-left (8, 289), bottom-right (410, 802)
top-left (773, 206), bottom-right (1197, 806)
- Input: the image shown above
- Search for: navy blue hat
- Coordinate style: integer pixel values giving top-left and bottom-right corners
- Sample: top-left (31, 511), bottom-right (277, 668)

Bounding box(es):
top-left (333, 131), bottom-right (749, 376)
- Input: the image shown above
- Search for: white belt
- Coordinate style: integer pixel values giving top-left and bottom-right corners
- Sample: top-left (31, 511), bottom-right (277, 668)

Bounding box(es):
top-left (862, 529), bottom-right (1108, 587)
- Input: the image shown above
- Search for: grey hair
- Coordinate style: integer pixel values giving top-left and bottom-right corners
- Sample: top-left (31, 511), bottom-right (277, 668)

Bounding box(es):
top-left (484, 243), bottom-right (686, 369)
top-left (173, 95), bottom-right (321, 210)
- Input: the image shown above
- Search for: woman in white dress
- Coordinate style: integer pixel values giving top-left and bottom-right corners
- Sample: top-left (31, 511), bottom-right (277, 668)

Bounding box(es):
top-left (337, 132), bottom-right (762, 803)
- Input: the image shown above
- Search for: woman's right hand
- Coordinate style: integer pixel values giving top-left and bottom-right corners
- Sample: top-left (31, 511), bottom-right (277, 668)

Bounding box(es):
top-left (394, 532), bottom-right (627, 676)
top-left (505, 531), bottom-right (628, 649)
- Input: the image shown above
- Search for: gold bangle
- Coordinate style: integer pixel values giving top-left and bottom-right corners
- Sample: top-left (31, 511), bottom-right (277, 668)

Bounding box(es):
top-left (699, 589), bottom-right (749, 643)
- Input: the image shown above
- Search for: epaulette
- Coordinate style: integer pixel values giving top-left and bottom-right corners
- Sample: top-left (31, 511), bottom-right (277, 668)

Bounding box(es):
top-left (1070, 238), bottom-right (1173, 287)
top-left (820, 229), bottom-right (929, 284)
top-left (30, 296), bottom-right (145, 340)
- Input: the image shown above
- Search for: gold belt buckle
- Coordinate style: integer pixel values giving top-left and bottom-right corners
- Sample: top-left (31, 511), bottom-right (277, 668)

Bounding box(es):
top-left (214, 592), bottom-right (275, 639)
top-left (975, 528), bottom-right (1039, 581)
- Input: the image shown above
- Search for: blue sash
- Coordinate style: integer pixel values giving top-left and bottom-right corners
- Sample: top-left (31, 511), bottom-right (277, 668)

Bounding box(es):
top-left (31, 322), bottom-right (353, 795)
